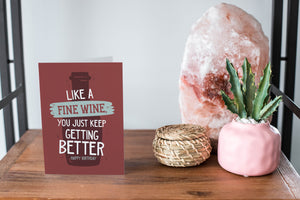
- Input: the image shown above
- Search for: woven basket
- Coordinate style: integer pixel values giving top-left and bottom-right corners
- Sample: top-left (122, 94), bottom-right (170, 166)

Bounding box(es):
top-left (153, 124), bottom-right (212, 167)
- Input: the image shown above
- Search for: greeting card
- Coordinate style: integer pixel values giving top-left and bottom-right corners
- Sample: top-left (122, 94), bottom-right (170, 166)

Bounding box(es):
top-left (39, 63), bottom-right (124, 174)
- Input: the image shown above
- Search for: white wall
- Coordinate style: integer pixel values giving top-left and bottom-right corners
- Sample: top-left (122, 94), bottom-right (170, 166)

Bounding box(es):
top-left (0, 0), bottom-right (299, 173)
top-left (21, 0), bottom-right (272, 129)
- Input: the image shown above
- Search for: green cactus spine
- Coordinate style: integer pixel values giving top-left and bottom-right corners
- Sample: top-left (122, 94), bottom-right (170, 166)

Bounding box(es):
top-left (221, 58), bottom-right (282, 122)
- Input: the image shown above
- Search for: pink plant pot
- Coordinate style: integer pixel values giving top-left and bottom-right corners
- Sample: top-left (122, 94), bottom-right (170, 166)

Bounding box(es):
top-left (218, 120), bottom-right (281, 176)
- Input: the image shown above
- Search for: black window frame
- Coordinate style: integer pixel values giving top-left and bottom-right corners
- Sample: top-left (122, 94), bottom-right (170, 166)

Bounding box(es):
top-left (271, 0), bottom-right (300, 159)
top-left (0, 0), bottom-right (28, 151)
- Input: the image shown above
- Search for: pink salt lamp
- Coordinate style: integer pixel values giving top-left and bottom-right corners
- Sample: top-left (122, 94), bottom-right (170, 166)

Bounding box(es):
top-left (179, 3), bottom-right (269, 150)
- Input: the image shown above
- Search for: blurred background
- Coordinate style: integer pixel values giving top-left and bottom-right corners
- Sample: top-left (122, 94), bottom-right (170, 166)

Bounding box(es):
top-left (0, 0), bottom-right (299, 173)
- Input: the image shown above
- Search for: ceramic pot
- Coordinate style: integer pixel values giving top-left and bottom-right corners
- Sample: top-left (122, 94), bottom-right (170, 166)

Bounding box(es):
top-left (218, 120), bottom-right (281, 176)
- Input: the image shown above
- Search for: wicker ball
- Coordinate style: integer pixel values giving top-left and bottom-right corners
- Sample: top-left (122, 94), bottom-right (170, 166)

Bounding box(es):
top-left (153, 124), bottom-right (212, 167)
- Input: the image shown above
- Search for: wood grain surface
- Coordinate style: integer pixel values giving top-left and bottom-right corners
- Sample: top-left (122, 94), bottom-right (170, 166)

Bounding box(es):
top-left (0, 129), bottom-right (299, 199)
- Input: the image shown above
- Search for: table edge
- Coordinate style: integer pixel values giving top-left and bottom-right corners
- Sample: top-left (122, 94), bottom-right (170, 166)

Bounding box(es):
top-left (0, 130), bottom-right (39, 178)
top-left (278, 153), bottom-right (300, 199)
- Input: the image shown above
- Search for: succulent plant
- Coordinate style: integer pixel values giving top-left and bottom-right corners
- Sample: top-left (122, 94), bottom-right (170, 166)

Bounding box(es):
top-left (221, 58), bottom-right (282, 122)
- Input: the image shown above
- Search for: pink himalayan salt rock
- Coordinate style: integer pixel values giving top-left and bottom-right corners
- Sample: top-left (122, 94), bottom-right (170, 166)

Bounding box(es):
top-left (179, 3), bottom-right (269, 150)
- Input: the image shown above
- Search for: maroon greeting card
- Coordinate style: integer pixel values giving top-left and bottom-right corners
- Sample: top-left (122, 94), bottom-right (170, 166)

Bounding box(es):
top-left (39, 63), bottom-right (124, 174)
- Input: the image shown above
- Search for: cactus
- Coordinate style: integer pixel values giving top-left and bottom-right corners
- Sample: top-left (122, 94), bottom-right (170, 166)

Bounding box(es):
top-left (221, 58), bottom-right (282, 122)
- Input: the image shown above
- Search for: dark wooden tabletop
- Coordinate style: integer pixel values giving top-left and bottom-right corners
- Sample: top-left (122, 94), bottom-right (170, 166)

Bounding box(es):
top-left (0, 129), bottom-right (299, 199)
